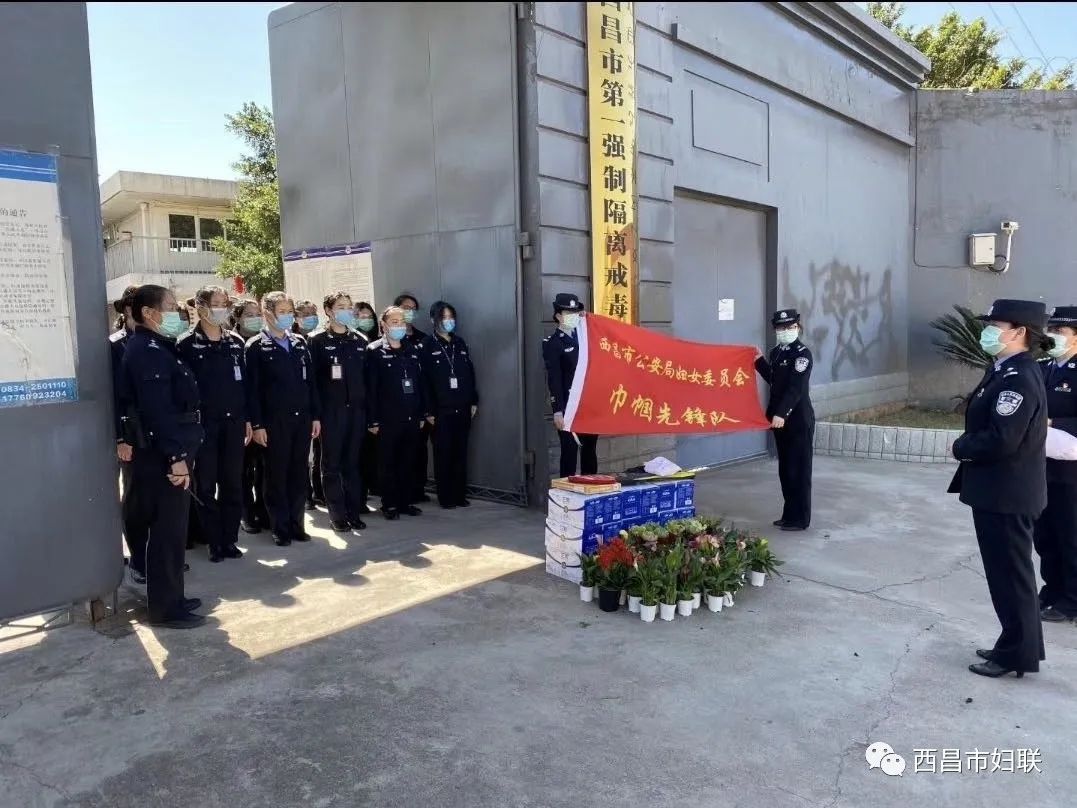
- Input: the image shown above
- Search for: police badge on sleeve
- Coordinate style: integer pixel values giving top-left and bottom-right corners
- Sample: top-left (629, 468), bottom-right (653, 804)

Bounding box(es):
top-left (795, 357), bottom-right (809, 373)
top-left (995, 391), bottom-right (1024, 416)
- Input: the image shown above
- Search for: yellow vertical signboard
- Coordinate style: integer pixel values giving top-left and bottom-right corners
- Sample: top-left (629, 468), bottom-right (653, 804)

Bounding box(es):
top-left (586, 1), bottom-right (638, 324)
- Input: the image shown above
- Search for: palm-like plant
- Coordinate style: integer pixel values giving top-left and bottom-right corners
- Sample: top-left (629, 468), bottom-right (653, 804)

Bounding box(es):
top-left (930, 305), bottom-right (990, 370)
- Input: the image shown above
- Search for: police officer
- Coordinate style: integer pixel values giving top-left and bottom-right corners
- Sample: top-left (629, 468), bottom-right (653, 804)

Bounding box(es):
top-left (755, 309), bottom-right (815, 531)
top-left (354, 301), bottom-right (380, 502)
top-left (293, 299), bottom-right (324, 509)
top-left (245, 291), bottom-right (322, 546)
top-left (110, 285), bottom-right (148, 585)
top-left (120, 284), bottom-right (204, 629)
top-left (950, 299), bottom-right (1049, 678)
top-left (420, 301), bottom-right (479, 509)
top-left (355, 302), bottom-right (379, 344)
top-left (367, 305), bottom-right (429, 520)
top-left (309, 291), bottom-right (369, 531)
top-left (178, 285), bottom-right (250, 562)
top-left (1035, 305), bottom-right (1077, 622)
top-left (235, 300), bottom-right (270, 534)
top-left (395, 293), bottom-right (431, 503)
top-left (543, 293), bottom-right (597, 476)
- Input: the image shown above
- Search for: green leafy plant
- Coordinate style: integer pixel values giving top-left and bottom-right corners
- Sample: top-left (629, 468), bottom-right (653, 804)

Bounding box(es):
top-left (579, 553), bottom-right (600, 589)
top-left (746, 537), bottom-right (783, 576)
top-left (930, 305), bottom-right (990, 371)
top-left (634, 557), bottom-right (664, 607)
top-left (659, 543), bottom-right (684, 605)
top-left (626, 566), bottom-right (643, 599)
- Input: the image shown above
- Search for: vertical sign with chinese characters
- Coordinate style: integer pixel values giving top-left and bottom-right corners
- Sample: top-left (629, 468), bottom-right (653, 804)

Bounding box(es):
top-left (0, 150), bottom-right (77, 407)
top-left (586, 1), bottom-right (638, 324)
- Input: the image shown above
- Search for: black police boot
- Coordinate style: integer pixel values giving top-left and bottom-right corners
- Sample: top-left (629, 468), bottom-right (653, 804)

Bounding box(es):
top-left (149, 613), bottom-right (206, 630)
top-left (350, 518), bottom-right (367, 530)
top-left (969, 661), bottom-right (1024, 678)
top-left (183, 598), bottom-right (202, 612)
top-left (223, 544), bottom-right (244, 559)
top-left (273, 534), bottom-right (291, 547)
top-left (975, 649), bottom-right (997, 661)
top-left (330, 519), bottom-right (351, 532)
top-left (382, 508), bottom-right (400, 521)
top-left (241, 519), bottom-right (262, 535)
top-left (208, 547), bottom-right (224, 563)
top-left (402, 505), bottom-right (422, 517)
top-left (773, 519), bottom-right (786, 528)
top-left (1041, 606), bottom-right (1074, 623)
top-left (294, 532), bottom-right (311, 542)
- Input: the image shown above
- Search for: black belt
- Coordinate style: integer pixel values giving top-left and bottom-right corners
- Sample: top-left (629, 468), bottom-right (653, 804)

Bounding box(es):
top-left (177, 411), bottom-right (201, 424)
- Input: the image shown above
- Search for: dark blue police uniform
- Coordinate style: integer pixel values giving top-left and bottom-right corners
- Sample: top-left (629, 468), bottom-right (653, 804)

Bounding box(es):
top-left (950, 299), bottom-right (1048, 676)
top-left (177, 324), bottom-right (247, 556)
top-left (404, 325), bottom-right (431, 502)
top-left (366, 337), bottom-right (429, 516)
top-left (420, 332), bottom-right (479, 508)
top-left (755, 310), bottom-right (815, 530)
top-left (309, 326), bottom-right (369, 527)
top-left (111, 327), bottom-right (149, 577)
top-left (245, 330), bottom-right (320, 545)
top-left (543, 323), bottom-right (598, 476)
top-left (120, 327), bottom-right (203, 622)
top-left (1034, 305), bottom-right (1077, 619)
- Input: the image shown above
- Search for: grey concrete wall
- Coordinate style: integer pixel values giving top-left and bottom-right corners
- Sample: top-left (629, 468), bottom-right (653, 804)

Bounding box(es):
top-left (0, 2), bottom-right (122, 618)
top-left (910, 90), bottom-right (1077, 406)
top-left (523, 1), bottom-right (927, 486)
top-left (270, 2), bottom-right (529, 501)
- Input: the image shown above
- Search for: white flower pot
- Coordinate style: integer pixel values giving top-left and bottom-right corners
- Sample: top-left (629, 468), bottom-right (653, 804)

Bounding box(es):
top-left (640, 603), bottom-right (657, 623)
top-left (628, 595), bottom-right (642, 613)
top-left (579, 584), bottom-right (595, 602)
top-left (750, 571), bottom-right (766, 587)
top-left (659, 603), bottom-right (676, 621)
top-left (706, 593), bottom-right (724, 613)
top-left (691, 592), bottom-right (702, 610)
top-left (677, 599), bottom-right (693, 617)
top-left (619, 590), bottom-right (627, 606)
top-left (723, 592), bottom-right (735, 608)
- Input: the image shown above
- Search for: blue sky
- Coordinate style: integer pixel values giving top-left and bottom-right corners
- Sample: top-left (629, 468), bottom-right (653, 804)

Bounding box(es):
top-left (87, 2), bottom-right (1075, 183)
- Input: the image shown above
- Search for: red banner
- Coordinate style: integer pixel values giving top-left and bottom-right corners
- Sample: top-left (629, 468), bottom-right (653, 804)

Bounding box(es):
top-left (564, 314), bottom-right (770, 435)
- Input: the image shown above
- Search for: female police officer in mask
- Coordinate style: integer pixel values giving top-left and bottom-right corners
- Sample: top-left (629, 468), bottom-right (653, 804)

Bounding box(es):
top-left (543, 293), bottom-right (597, 477)
top-left (950, 299), bottom-right (1049, 678)
top-left (1034, 306), bottom-right (1077, 623)
top-left (755, 309), bottom-right (814, 531)
top-left (120, 284), bottom-right (205, 629)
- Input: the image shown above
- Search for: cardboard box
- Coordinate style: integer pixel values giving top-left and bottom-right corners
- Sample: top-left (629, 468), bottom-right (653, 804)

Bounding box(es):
top-left (675, 480), bottom-right (695, 509)
top-left (656, 482), bottom-right (677, 513)
top-left (545, 519), bottom-right (602, 556)
top-left (672, 507), bottom-right (696, 521)
top-left (602, 521), bottom-right (623, 542)
top-left (547, 490), bottom-right (622, 529)
top-left (639, 485), bottom-right (660, 518)
top-left (621, 488), bottom-right (642, 520)
top-left (546, 555), bottom-right (583, 584)
top-left (546, 533), bottom-right (583, 566)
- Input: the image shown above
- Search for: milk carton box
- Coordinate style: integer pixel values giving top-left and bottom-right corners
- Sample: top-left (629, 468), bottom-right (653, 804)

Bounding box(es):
top-left (675, 480), bottom-right (695, 509)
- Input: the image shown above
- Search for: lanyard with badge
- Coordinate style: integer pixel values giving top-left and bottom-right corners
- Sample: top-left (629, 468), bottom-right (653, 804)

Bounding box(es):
top-left (400, 348), bottom-right (416, 395)
top-left (442, 340), bottom-right (460, 390)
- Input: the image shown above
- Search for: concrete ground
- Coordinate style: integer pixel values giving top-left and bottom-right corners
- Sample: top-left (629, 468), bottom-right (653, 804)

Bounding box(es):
top-left (1, 456), bottom-right (1075, 807)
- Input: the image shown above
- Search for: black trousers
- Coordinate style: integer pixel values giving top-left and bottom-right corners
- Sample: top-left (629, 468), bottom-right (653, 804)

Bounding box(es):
top-left (320, 403), bottom-right (366, 524)
top-left (132, 452), bottom-right (189, 622)
top-left (309, 437), bottom-right (324, 502)
top-left (1033, 480), bottom-right (1077, 616)
top-left (193, 417), bottom-right (246, 550)
top-left (361, 431), bottom-right (379, 499)
top-left (774, 420), bottom-right (814, 528)
top-left (558, 430), bottom-right (598, 477)
top-left (433, 408), bottom-right (472, 506)
top-left (380, 419), bottom-right (422, 512)
top-left (242, 444), bottom-right (269, 527)
top-left (973, 509), bottom-right (1045, 672)
top-left (120, 459), bottom-right (148, 574)
top-left (412, 423), bottom-right (430, 502)
top-left (264, 413), bottom-right (312, 540)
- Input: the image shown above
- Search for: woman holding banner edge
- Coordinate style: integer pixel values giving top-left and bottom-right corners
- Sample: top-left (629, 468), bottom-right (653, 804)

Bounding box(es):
top-left (543, 292), bottom-right (599, 477)
top-left (755, 308), bottom-right (815, 532)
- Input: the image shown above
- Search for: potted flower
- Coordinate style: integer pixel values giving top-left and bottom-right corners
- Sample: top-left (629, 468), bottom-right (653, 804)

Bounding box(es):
top-left (676, 554), bottom-right (694, 617)
top-left (699, 544), bottom-right (726, 613)
top-left (635, 556), bottom-right (663, 623)
top-left (721, 540), bottom-right (747, 607)
top-left (626, 567), bottom-right (643, 613)
top-left (658, 543), bottom-right (683, 621)
top-left (595, 538), bottom-right (634, 613)
top-left (579, 553), bottom-right (599, 602)
top-left (747, 537), bottom-right (782, 587)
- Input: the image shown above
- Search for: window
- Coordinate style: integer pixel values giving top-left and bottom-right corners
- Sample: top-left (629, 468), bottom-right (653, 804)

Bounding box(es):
top-left (199, 218), bottom-right (224, 241)
top-left (168, 214), bottom-right (197, 252)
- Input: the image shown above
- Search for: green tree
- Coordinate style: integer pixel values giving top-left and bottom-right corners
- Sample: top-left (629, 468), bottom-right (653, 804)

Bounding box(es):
top-left (868, 2), bottom-right (1074, 90)
top-left (213, 102), bottom-right (283, 299)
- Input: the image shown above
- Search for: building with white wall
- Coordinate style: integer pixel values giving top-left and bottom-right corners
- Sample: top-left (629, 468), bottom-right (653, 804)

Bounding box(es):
top-left (101, 170), bottom-right (238, 304)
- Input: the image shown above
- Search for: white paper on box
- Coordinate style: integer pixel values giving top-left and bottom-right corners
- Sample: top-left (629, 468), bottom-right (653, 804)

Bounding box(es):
top-left (1047, 426), bottom-right (1077, 460)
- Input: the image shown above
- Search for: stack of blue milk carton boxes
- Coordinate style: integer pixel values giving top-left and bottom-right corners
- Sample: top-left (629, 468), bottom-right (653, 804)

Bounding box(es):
top-left (545, 479), bottom-right (696, 584)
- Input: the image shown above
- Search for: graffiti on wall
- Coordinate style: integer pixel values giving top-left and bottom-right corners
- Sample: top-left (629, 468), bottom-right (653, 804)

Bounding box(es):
top-left (780, 259), bottom-right (897, 381)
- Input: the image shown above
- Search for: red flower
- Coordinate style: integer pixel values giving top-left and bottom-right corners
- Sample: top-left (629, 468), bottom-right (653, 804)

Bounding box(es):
top-left (596, 538), bottom-right (635, 571)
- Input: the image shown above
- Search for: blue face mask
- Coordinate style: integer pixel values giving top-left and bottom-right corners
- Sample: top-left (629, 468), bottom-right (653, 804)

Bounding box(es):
top-left (403, 309), bottom-right (416, 325)
top-left (388, 326), bottom-right (407, 342)
top-left (274, 313), bottom-right (296, 332)
top-left (334, 310), bottom-right (357, 329)
top-left (441, 319), bottom-right (456, 334)
top-left (241, 316), bottom-right (264, 334)
top-left (357, 317), bottom-right (375, 333)
top-left (159, 311), bottom-right (187, 338)
top-left (300, 315), bottom-right (318, 332)
top-left (979, 325), bottom-right (1013, 357)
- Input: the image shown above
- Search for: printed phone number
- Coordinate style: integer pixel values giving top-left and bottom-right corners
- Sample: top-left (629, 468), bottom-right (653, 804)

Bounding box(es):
top-left (1, 381), bottom-right (71, 393)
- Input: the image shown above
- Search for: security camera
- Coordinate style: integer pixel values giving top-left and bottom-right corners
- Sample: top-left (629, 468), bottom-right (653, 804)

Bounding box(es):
top-left (1001, 220), bottom-right (1020, 233)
